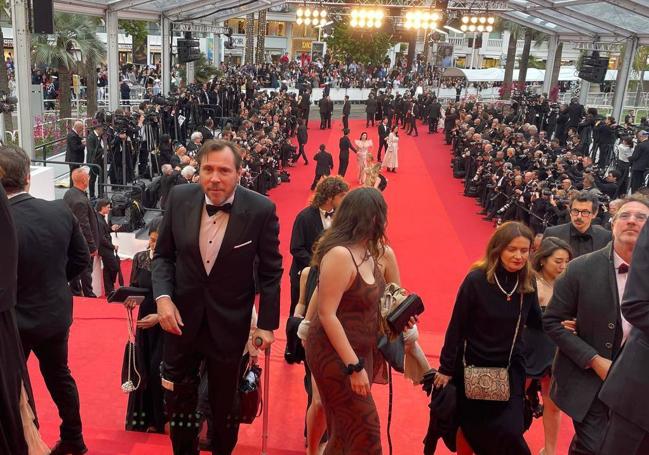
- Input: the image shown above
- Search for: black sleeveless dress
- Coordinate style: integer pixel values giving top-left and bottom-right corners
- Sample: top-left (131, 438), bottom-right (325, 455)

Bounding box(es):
top-left (305, 249), bottom-right (386, 454)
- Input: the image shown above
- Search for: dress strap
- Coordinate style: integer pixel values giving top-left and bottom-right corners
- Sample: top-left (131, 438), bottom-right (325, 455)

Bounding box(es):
top-left (344, 246), bottom-right (362, 273)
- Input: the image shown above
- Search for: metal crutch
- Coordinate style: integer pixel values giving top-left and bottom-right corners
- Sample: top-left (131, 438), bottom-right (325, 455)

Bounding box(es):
top-left (254, 338), bottom-right (271, 455)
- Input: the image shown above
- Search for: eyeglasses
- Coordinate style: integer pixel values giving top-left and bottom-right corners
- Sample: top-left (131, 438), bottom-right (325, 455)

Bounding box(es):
top-left (570, 209), bottom-right (592, 217)
top-left (617, 212), bottom-right (649, 222)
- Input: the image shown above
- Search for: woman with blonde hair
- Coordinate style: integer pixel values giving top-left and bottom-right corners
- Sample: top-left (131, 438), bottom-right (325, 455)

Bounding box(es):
top-left (434, 221), bottom-right (543, 455)
top-left (361, 154), bottom-right (382, 189)
top-left (354, 132), bottom-right (373, 184)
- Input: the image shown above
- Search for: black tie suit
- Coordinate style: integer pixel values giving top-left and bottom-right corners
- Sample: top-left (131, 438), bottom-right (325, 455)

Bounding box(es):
top-left (152, 184), bottom-right (282, 455)
top-left (338, 135), bottom-right (357, 177)
top-left (377, 124), bottom-right (389, 162)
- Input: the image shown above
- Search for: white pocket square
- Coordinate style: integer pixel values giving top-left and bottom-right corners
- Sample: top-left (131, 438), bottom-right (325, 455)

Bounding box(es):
top-left (233, 240), bottom-right (252, 249)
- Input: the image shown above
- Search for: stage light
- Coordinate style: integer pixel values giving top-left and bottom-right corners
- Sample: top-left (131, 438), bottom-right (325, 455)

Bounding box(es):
top-left (350, 8), bottom-right (386, 29)
top-left (305, 17), bottom-right (311, 25)
top-left (350, 18), bottom-right (358, 27)
top-left (319, 18), bottom-right (327, 26)
top-left (486, 25), bottom-right (493, 32)
top-left (468, 24), bottom-right (476, 31)
top-left (479, 17), bottom-right (486, 24)
top-left (304, 8), bottom-right (311, 17)
top-left (487, 16), bottom-right (495, 24)
top-left (460, 24), bottom-right (467, 31)
top-left (297, 17), bottom-right (303, 25)
top-left (375, 21), bottom-right (382, 28)
top-left (297, 7), bottom-right (303, 17)
top-left (320, 10), bottom-right (327, 18)
top-left (462, 16), bottom-right (469, 24)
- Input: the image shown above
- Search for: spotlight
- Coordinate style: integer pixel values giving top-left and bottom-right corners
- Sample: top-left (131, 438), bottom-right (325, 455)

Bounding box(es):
top-left (350, 18), bottom-right (358, 27)
top-left (320, 10), bottom-right (327, 18)
top-left (319, 18), bottom-right (327, 26)
top-left (479, 17), bottom-right (486, 24)
top-left (477, 25), bottom-right (484, 32)
top-left (462, 16), bottom-right (469, 24)
top-left (297, 17), bottom-right (303, 25)
top-left (460, 24), bottom-right (468, 31)
top-left (305, 17), bottom-right (311, 25)
top-left (351, 10), bottom-right (358, 18)
top-left (297, 7), bottom-right (303, 17)
top-left (468, 24), bottom-right (476, 31)
top-left (375, 21), bottom-right (382, 28)
top-left (487, 16), bottom-right (495, 24)
top-left (486, 25), bottom-right (493, 32)
top-left (304, 8), bottom-right (311, 17)
top-left (470, 16), bottom-right (478, 24)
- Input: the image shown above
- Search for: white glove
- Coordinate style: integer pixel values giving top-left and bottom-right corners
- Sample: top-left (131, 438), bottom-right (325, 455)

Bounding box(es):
top-left (297, 319), bottom-right (311, 341)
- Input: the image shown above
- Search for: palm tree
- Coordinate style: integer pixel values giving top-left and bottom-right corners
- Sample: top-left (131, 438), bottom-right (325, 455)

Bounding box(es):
top-left (501, 21), bottom-right (524, 99)
top-left (245, 13), bottom-right (255, 64)
top-left (633, 46), bottom-right (649, 108)
top-left (517, 28), bottom-right (548, 88)
top-left (255, 9), bottom-right (267, 64)
top-left (32, 13), bottom-right (105, 120)
top-left (0, 0), bottom-right (13, 132)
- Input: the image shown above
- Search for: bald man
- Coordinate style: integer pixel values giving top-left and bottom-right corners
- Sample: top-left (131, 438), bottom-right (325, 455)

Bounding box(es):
top-left (65, 121), bottom-right (86, 188)
top-left (64, 167), bottom-right (99, 297)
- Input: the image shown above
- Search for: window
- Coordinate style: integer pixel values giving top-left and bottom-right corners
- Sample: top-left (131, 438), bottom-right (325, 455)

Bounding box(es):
top-left (266, 21), bottom-right (286, 36)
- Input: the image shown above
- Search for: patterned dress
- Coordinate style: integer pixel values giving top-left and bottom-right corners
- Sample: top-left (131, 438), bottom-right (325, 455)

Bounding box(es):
top-left (305, 250), bottom-right (386, 454)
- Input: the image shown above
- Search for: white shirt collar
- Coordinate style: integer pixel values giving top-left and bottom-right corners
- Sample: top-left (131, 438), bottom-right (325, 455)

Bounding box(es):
top-left (613, 250), bottom-right (629, 271)
top-left (7, 191), bottom-right (27, 200)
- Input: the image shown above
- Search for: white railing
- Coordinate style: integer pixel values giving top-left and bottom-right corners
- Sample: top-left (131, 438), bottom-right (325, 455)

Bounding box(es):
top-left (448, 37), bottom-right (466, 47)
top-left (487, 38), bottom-right (503, 49)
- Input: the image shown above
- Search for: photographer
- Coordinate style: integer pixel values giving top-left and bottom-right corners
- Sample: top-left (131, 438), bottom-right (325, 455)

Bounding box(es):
top-left (109, 130), bottom-right (135, 186)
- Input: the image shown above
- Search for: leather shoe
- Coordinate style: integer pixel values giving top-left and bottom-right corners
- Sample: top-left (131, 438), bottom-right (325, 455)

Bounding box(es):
top-left (199, 438), bottom-right (212, 451)
top-left (50, 440), bottom-right (88, 455)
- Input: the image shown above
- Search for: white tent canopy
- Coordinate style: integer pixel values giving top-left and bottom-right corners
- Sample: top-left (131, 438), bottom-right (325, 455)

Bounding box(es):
top-left (444, 66), bottom-right (649, 83)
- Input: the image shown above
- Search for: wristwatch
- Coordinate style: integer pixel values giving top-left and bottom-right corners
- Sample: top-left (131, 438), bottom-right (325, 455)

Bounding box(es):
top-left (343, 357), bottom-right (365, 375)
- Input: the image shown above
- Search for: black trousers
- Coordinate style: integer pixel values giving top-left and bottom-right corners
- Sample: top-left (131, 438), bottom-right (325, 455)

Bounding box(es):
top-left (89, 164), bottom-right (103, 199)
top-left (294, 143), bottom-right (308, 164)
top-left (631, 170), bottom-right (647, 193)
top-left (319, 114), bottom-right (326, 129)
top-left (366, 113), bottom-right (375, 127)
top-left (569, 398), bottom-right (608, 455)
top-left (377, 139), bottom-right (387, 162)
top-left (325, 114), bottom-right (332, 129)
top-left (69, 259), bottom-right (94, 297)
top-left (408, 118), bottom-right (418, 135)
top-left (338, 151), bottom-right (350, 177)
top-left (100, 253), bottom-right (119, 295)
top-left (289, 272), bottom-right (301, 316)
top-left (162, 324), bottom-right (243, 455)
top-left (429, 117), bottom-right (438, 133)
top-left (342, 115), bottom-right (349, 130)
top-left (599, 411), bottom-right (649, 455)
top-left (21, 329), bottom-right (84, 445)
top-left (311, 171), bottom-right (329, 191)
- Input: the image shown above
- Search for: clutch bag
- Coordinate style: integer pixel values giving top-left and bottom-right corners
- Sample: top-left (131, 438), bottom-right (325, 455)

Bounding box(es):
top-left (386, 294), bottom-right (424, 334)
top-left (463, 365), bottom-right (510, 401)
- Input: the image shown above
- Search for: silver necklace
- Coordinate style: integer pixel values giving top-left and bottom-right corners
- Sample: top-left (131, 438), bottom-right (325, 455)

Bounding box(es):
top-left (494, 273), bottom-right (518, 302)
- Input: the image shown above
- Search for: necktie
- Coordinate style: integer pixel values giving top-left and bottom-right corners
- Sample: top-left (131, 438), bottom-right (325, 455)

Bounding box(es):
top-left (324, 210), bottom-right (334, 218)
top-left (206, 203), bottom-right (232, 217)
top-left (618, 263), bottom-right (629, 274)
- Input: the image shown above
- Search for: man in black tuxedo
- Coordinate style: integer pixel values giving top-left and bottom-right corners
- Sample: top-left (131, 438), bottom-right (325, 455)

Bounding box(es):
top-left (323, 95), bottom-right (333, 129)
top-left (64, 167), bottom-right (99, 297)
top-left (1, 145), bottom-right (90, 455)
top-left (341, 95), bottom-right (351, 130)
top-left (152, 140), bottom-right (283, 455)
top-left (86, 122), bottom-right (104, 199)
top-left (0, 156), bottom-right (30, 455)
top-left (599, 216), bottom-right (649, 454)
top-left (65, 121), bottom-right (86, 188)
top-left (543, 191), bottom-right (611, 258)
top-left (377, 117), bottom-right (389, 162)
top-left (428, 98), bottom-right (442, 134)
top-left (338, 128), bottom-right (357, 178)
top-left (95, 199), bottom-right (120, 296)
top-left (311, 144), bottom-right (334, 191)
top-left (544, 197), bottom-right (649, 455)
top-left (289, 176), bottom-right (349, 314)
top-left (199, 118), bottom-right (215, 144)
top-left (294, 119), bottom-right (309, 165)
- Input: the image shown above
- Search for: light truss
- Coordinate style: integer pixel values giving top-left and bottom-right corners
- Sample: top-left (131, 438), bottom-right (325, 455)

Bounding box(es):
top-left (447, 0), bottom-right (510, 11)
top-left (284, 0), bottom-right (427, 7)
top-left (572, 42), bottom-right (624, 52)
top-left (172, 23), bottom-right (232, 34)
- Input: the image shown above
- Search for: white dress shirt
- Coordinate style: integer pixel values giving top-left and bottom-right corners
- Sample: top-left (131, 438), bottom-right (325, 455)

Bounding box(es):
top-left (319, 208), bottom-right (333, 230)
top-left (613, 251), bottom-right (632, 343)
top-left (200, 190), bottom-right (236, 275)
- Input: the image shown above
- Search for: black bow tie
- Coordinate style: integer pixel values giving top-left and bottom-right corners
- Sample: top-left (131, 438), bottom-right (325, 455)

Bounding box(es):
top-left (618, 263), bottom-right (629, 274)
top-left (324, 210), bottom-right (334, 218)
top-left (206, 203), bottom-right (232, 217)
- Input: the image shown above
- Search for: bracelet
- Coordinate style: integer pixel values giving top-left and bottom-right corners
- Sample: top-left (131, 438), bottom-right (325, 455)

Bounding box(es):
top-left (343, 357), bottom-right (365, 375)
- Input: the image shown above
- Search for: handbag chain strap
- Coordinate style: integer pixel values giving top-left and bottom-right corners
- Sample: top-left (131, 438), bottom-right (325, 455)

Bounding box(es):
top-left (463, 292), bottom-right (524, 369)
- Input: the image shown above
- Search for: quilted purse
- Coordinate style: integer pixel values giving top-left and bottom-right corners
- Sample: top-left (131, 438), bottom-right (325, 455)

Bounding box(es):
top-left (463, 293), bottom-right (523, 402)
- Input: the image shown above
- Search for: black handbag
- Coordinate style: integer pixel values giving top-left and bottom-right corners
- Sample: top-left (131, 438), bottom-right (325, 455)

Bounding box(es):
top-left (377, 334), bottom-right (405, 373)
top-left (386, 294), bottom-right (425, 335)
top-left (237, 364), bottom-right (262, 424)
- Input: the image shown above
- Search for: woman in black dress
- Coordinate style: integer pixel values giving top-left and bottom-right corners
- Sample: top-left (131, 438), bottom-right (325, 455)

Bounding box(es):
top-left (125, 223), bottom-right (165, 433)
top-left (434, 221), bottom-right (543, 455)
top-left (524, 237), bottom-right (572, 455)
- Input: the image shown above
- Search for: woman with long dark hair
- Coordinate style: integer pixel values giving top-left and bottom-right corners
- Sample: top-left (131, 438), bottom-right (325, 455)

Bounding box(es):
top-left (305, 187), bottom-right (389, 454)
top-left (434, 221), bottom-right (543, 455)
top-left (525, 237), bottom-right (572, 455)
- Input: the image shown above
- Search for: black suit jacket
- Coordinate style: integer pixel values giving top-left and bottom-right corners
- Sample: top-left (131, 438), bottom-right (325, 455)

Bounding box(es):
top-left (289, 206), bottom-right (324, 279)
top-left (0, 186), bottom-right (18, 313)
top-left (543, 222), bottom-right (611, 258)
top-left (65, 130), bottom-right (85, 164)
top-left (86, 130), bottom-right (103, 165)
top-left (152, 184), bottom-right (283, 358)
top-left (339, 136), bottom-right (356, 157)
top-left (630, 140), bottom-right (649, 172)
top-left (342, 101), bottom-right (351, 116)
top-left (429, 102), bottom-right (442, 119)
top-left (96, 212), bottom-right (115, 257)
top-left (378, 124), bottom-right (389, 143)
top-left (297, 125), bottom-right (308, 145)
top-left (64, 187), bottom-right (99, 254)
top-left (599, 224), bottom-right (649, 432)
top-left (313, 150), bottom-right (333, 176)
top-left (9, 194), bottom-right (90, 339)
top-left (543, 243), bottom-right (624, 422)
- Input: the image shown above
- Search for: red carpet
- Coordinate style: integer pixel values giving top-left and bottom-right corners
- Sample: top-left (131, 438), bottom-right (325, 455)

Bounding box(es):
top-left (28, 118), bottom-right (574, 454)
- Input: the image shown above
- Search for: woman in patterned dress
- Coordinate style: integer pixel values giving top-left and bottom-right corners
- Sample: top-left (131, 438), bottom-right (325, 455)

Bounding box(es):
top-left (355, 132), bottom-right (373, 184)
top-left (382, 126), bottom-right (399, 173)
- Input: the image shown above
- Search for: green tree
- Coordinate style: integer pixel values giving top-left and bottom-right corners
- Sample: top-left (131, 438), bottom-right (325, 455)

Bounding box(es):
top-left (177, 53), bottom-right (218, 84)
top-left (633, 46), bottom-right (649, 107)
top-left (517, 28), bottom-right (548, 87)
top-left (325, 21), bottom-right (394, 66)
top-left (33, 13), bottom-right (105, 119)
top-left (527, 55), bottom-right (545, 69)
top-left (0, 0), bottom-right (13, 132)
top-left (501, 21), bottom-right (524, 99)
top-left (79, 17), bottom-right (105, 117)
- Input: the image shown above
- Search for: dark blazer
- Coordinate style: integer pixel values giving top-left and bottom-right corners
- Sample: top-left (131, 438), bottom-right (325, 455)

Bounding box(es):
top-left (543, 243), bottom-right (624, 422)
top-left (289, 206), bottom-right (324, 280)
top-left (65, 130), bottom-right (85, 165)
top-left (543, 222), bottom-right (611, 257)
top-left (339, 136), bottom-right (356, 156)
top-left (366, 97), bottom-right (377, 115)
top-left (96, 212), bottom-right (115, 258)
top-left (313, 150), bottom-right (334, 176)
top-left (0, 185), bottom-right (18, 313)
top-left (342, 101), bottom-right (351, 116)
top-left (630, 140), bottom-right (649, 172)
top-left (86, 130), bottom-right (103, 165)
top-left (199, 126), bottom-right (214, 142)
top-left (428, 102), bottom-right (442, 119)
top-left (9, 194), bottom-right (90, 339)
top-left (599, 224), bottom-right (649, 432)
top-left (152, 184), bottom-right (283, 358)
top-left (64, 187), bottom-right (99, 254)
top-left (378, 123), bottom-right (389, 143)
top-left (297, 124), bottom-right (308, 145)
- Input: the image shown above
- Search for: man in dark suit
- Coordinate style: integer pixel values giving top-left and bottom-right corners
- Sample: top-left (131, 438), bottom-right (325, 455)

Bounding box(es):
top-left (152, 140), bottom-right (283, 455)
top-left (630, 130), bottom-right (649, 192)
top-left (1, 145), bottom-right (90, 455)
top-left (365, 93), bottom-right (377, 127)
top-left (95, 199), bottom-right (120, 296)
top-left (543, 191), bottom-right (611, 258)
top-left (64, 167), bottom-right (99, 297)
top-left (86, 122), bottom-right (104, 199)
top-left (311, 144), bottom-right (334, 191)
top-left (338, 128), bottom-right (357, 178)
top-left (341, 95), bottom-right (351, 130)
top-left (377, 117), bottom-right (389, 162)
top-left (65, 121), bottom-right (86, 188)
top-left (0, 155), bottom-right (31, 455)
top-left (289, 176), bottom-right (349, 314)
top-left (544, 196), bottom-right (649, 455)
top-left (323, 95), bottom-right (333, 129)
top-left (199, 118), bottom-right (215, 144)
top-left (294, 119), bottom-right (309, 165)
top-left (428, 98), bottom-right (442, 134)
top-left (598, 205), bottom-right (649, 455)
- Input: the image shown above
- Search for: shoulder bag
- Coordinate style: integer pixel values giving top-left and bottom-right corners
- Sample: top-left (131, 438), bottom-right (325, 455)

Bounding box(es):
top-left (463, 292), bottom-right (523, 402)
